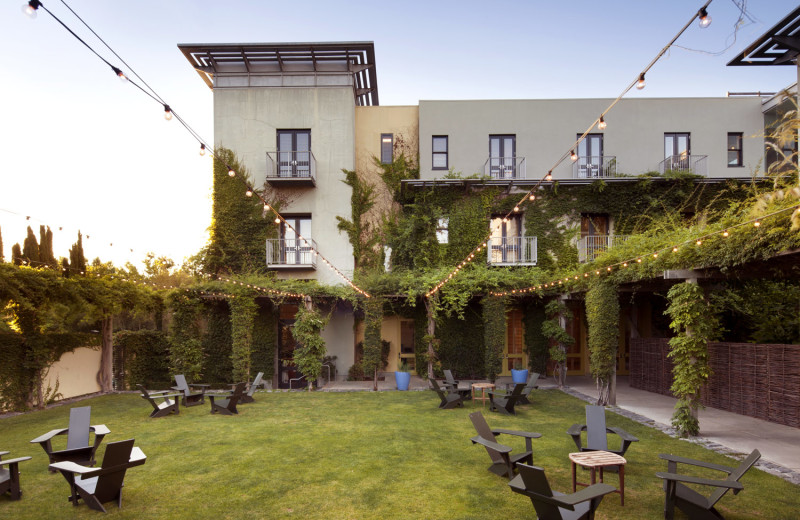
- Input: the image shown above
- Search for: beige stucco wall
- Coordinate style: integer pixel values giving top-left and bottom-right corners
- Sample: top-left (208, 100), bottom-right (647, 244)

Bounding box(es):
top-left (353, 315), bottom-right (417, 375)
top-left (45, 346), bottom-right (102, 399)
top-left (418, 97), bottom-right (765, 180)
top-left (355, 105), bottom-right (419, 169)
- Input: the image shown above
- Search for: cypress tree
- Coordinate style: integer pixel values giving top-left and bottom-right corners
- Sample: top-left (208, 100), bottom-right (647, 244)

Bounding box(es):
top-left (11, 243), bottom-right (22, 266)
top-left (69, 231), bottom-right (86, 274)
top-left (22, 226), bottom-right (39, 266)
top-left (60, 257), bottom-right (70, 277)
top-left (0, 225), bottom-right (4, 262)
top-left (38, 225), bottom-right (57, 268)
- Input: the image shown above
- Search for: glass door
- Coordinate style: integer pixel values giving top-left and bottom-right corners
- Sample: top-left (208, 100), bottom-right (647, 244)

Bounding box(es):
top-left (490, 215), bottom-right (521, 263)
top-left (277, 130), bottom-right (311, 178)
top-left (577, 134), bottom-right (604, 177)
top-left (281, 218), bottom-right (312, 265)
top-left (489, 135), bottom-right (516, 178)
top-left (503, 309), bottom-right (526, 375)
top-left (664, 133), bottom-right (690, 170)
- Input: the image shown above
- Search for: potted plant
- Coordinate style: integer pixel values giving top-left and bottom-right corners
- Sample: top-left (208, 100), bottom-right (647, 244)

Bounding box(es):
top-left (395, 358), bottom-right (411, 391)
top-left (511, 360), bottom-right (529, 384)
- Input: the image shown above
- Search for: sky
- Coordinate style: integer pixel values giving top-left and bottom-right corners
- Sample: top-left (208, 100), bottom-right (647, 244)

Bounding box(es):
top-left (1, 0), bottom-right (798, 271)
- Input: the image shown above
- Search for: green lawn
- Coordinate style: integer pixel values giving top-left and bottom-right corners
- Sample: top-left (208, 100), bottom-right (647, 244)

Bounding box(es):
top-left (1, 390), bottom-right (796, 519)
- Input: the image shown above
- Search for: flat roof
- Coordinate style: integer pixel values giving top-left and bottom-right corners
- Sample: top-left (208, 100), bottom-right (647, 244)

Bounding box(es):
top-left (728, 7), bottom-right (800, 66)
top-left (178, 42), bottom-right (379, 106)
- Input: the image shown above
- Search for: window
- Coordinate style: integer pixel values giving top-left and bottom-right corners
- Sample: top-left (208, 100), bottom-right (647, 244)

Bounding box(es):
top-left (664, 132), bottom-right (691, 170)
top-left (380, 133), bottom-right (393, 164)
top-left (576, 133), bottom-right (604, 177)
top-left (277, 130), bottom-right (311, 178)
top-left (727, 132), bottom-right (743, 167)
top-left (489, 135), bottom-right (516, 178)
top-left (489, 214), bottom-right (522, 263)
top-left (436, 218), bottom-right (449, 244)
top-left (280, 216), bottom-right (312, 265)
top-left (432, 135), bottom-right (448, 170)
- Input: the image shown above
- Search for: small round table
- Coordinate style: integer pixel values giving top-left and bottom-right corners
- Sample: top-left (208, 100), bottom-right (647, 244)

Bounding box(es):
top-left (569, 451), bottom-right (626, 506)
top-left (471, 383), bottom-right (495, 408)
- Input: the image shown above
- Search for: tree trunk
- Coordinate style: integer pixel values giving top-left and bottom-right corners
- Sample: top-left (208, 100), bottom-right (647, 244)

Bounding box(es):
top-left (97, 316), bottom-right (114, 392)
top-left (425, 296), bottom-right (437, 379)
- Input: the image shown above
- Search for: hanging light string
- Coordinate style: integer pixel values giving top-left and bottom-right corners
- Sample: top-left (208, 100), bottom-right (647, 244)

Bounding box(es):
top-left (425, 0), bottom-right (714, 299)
top-left (22, 0), bottom-right (370, 298)
top-left (489, 203), bottom-right (800, 297)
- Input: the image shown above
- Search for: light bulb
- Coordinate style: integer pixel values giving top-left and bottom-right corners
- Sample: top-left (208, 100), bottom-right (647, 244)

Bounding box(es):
top-left (598, 116), bottom-right (607, 130)
top-left (245, 189), bottom-right (253, 197)
top-left (199, 144), bottom-right (206, 156)
top-left (263, 203), bottom-right (270, 210)
top-left (545, 172), bottom-right (553, 181)
top-left (111, 66), bottom-right (127, 83)
top-left (529, 193), bottom-right (536, 201)
top-left (228, 168), bottom-right (235, 177)
top-left (22, 0), bottom-right (40, 18)
top-left (636, 73), bottom-right (646, 90)
top-left (164, 105), bottom-right (173, 120)
top-left (513, 206), bottom-right (519, 212)
top-left (753, 220), bottom-right (761, 227)
top-left (722, 230), bottom-right (729, 237)
top-left (672, 246), bottom-right (679, 253)
top-left (274, 217), bottom-right (281, 224)
top-left (698, 8), bottom-right (711, 28)
top-left (570, 150), bottom-right (578, 162)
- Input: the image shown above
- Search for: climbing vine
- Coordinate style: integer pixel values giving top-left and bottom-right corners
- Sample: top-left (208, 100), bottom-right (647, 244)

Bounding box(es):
top-left (361, 297), bottom-right (384, 389)
top-left (337, 168), bottom-right (381, 273)
top-left (201, 300), bottom-right (233, 384)
top-left (291, 299), bottom-right (329, 390)
top-left (251, 302), bottom-right (277, 380)
top-left (540, 300), bottom-right (574, 388)
top-left (230, 294), bottom-right (257, 383)
top-left (167, 292), bottom-right (204, 382)
top-left (585, 280), bottom-right (619, 405)
top-left (482, 295), bottom-right (506, 382)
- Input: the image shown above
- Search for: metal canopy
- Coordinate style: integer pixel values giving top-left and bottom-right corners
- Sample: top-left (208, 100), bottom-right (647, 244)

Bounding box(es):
top-left (728, 7), bottom-right (800, 66)
top-left (178, 41), bottom-right (379, 106)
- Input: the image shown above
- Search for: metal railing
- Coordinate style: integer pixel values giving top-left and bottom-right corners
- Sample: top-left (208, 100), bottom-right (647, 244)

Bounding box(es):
top-left (577, 235), bottom-right (630, 263)
top-left (658, 154), bottom-right (707, 176)
top-left (573, 155), bottom-right (618, 178)
top-left (266, 238), bottom-right (318, 268)
top-left (483, 156), bottom-right (526, 179)
top-left (487, 236), bottom-right (537, 266)
top-left (266, 150), bottom-right (317, 181)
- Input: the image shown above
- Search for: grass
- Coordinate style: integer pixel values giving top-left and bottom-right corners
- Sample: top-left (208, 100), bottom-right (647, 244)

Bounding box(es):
top-left (1, 389), bottom-right (797, 519)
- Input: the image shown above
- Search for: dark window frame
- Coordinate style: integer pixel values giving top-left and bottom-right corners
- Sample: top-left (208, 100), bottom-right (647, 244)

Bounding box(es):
top-left (380, 133), bottom-right (393, 164)
top-left (432, 135), bottom-right (449, 170)
top-left (727, 132), bottom-right (744, 167)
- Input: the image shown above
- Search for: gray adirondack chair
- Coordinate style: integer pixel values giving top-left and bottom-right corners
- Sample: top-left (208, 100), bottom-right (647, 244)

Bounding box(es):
top-left (0, 451), bottom-right (32, 500)
top-left (510, 463), bottom-right (616, 520)
top-left (50, 438), bottom-right (146, 513)
top-left (656, 449), bottom-right (761, 520)
top-left (30, 406), bottom-right (110, 471)
top-left (172, 374), bottom-right (209, 407)
top-left (469, 411), bottom-right (541, 479)
top-left (210, 382), bottom-right (246, 415)
top-left (238, 372), bottom-right (264, 404)
top-left (567, 405), bottom-right (638, 469)
top-left (430, 379), bottom-right (464, 409)
top-left (488, 383), bottom-right (526, 415)
top-left (137, 385), bottom-right (181, 418)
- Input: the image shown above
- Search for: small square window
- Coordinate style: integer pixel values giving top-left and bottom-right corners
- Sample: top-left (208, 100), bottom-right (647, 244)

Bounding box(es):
top-left (727, 132), bottom-right (743, 167)
top-left (436, 217), bottom-right (449, 244)
top-left (432, 136), bottom-right (448, 170)
top-left (381, 134), bottom-right (393, 164)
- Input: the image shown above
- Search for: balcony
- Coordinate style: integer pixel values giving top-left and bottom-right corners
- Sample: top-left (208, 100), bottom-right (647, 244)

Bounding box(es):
top-left (266, 238), bottom-right (317, 269)
top-left (487, 236), bottom-right (537, 266)
top-left (577, 235), bottom-right (630, 263)
top-left (658, 154), bottom-right (707, 176)
top-left (265, 151), bottom-right (316, 186)
top-left (484, 156), bottom-right (526, 179)
top-left (573, 155), bottom-right (618, 178)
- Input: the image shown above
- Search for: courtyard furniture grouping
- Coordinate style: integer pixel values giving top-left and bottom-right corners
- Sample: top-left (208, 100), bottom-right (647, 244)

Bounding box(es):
top-left (567, 405), bottom-right (639, 467)
top-left (568, 450), bottom-right (627, 506)
top-left (29, 406), bottom-right (109, 471)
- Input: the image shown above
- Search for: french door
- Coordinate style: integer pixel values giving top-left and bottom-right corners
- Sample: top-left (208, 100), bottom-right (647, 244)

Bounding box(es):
top-left (277, 130), bottom-right (311, 178)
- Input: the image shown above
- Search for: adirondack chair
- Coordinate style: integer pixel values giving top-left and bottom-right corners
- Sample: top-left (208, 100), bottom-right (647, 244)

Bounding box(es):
top-left (237, 372), bottom-right (264, 404)
top-left (136, 385), bottom-right (180, 418)
top-left (210, 382), bottom-right (246, 415)
top-left (30, 406), bottom-right (110, 471)
top-left (442, 369), bottom-right (460, 392)
top-left (469, 411), bottom-right (541, 479)
top-left (498, 373), bottom-right (540, 405)
top-left (171, 374), bottom-right (209, 407)
top-left (50, 438), bottom-right (146, 513)
top-left (0, 451), bottom-right (32, 500)
top-left (656, 449), bottom-right (761, 520)
top-left (509, 463), bottom-right (616, 520)
top-left (488, 383), bottom-right (526, 415)
top-left (430, 379), bottom-right (464, 409)
top-left (567, 405), bottom-right (638, 469)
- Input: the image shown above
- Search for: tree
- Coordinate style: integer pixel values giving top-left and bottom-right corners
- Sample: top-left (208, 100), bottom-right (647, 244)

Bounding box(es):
top-left (291, 297), bottom-right (329, 391)
top-left (69, 231), bottom-right (86, 274)
top-left (586, 280), bottom-right (620, 406)
top-left (541, 299), bottom-right (574, 389)
top-left (22, 226), bottom-right (39, 266)
top-left (39, 225), bottom-right (57, 269)
top-left (0, 225), bottom-right (4, 262)
top-left (11, 243), bottom-right (22, 266)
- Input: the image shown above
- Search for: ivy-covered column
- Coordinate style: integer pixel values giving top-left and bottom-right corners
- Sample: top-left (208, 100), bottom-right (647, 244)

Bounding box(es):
top-left (362, 296), bottom-right (383, 391)
top-left (483, 295), bottom-right (506, 382)
top-left (168, 292), bottom-right (204, 382)
top-left (291, 296), bottom-right (329, 391)
top-left (585, 280), bottom-right (619, 405)
top-left (666, 280), bottom-right (719, 437)
top-left (423, 294), bottom-right (439, 379)
top-left (541, 299), bottom-right (574, 389)
top-left (229, 295), bottom-right (257, 383)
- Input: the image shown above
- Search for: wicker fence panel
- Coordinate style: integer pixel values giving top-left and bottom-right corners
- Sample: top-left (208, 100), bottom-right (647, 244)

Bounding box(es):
top-left (629, 339), bottom-right (800, 429)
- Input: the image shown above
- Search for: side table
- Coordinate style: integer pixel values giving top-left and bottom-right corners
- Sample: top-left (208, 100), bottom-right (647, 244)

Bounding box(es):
top-left (471, 383), bottom-right (495, 408)
top-left (569, 450), bottom-right (626, 506)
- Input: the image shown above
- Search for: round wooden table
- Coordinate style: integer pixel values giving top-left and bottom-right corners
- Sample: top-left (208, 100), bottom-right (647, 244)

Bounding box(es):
top-left (569, 451), bottom-right (626, 506)
top-left (471, 383), bottom-right (495, 408)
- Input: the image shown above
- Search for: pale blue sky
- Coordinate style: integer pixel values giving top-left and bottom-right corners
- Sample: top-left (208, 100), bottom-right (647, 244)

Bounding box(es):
top-left (1, 0), bottom-right (797, 268)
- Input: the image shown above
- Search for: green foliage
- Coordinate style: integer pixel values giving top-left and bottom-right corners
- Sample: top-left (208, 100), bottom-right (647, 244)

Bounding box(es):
top-left (713, 280), bottom-right (800, 344)
top-left (11, 243), bottom-right (22, 266)
top-left (69, 231), bottom-right (86, 274)
top-left (202, 300), bottom-right (233, 384)
top-left (167, 292), bottom-right (204, 381)
top-left (251, 302), bottom-right (276, 380)
top-left (377, 153), bottom-right (419, 201)
top-left (361, 297), bottom-right (384, 382)
top-left (22, 226), bottom-right (38, 266)
top-left (336, 168), bottom-right (381, 272)
top-left (38, 226), bottom-right (57, 269)
top-left (585, 280), bottom-right (619, 404)
top-left (666, 282), bottom-right (720, 437)
top-left (291, 302), bottom-right (329, 389)
top-left (482, 296), bottom-right (505, 382)
top-left (435, 303), bottom-right (485, 378)
top-left (230, 295), bottom-right (257, 382)
top-left (114, 330), bottom-right (170, 389)
top-left (523, 301), bottom-right (548, 375)
top-left (541, 300), bottom-right (574, 387)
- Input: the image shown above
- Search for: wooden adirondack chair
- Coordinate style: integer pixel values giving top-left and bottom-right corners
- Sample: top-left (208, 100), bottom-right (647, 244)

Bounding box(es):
top-left (509, 463), bottom-right (616, 520)
top-left (50, 438), bottom-right (146, 513)
top-left (238, 372), bottom-right (264, 404)
top-left (488, 383), bottom-right (526, 415)
top-left (137, 385), bottom-right (181, 418)
top-left (30, 406), bottom-right (110, 471)
top-left (430, 379), bottom-right (464, 409)
top-left (171, 374), bottom-right (209, 407)
top-left (442, 369), bottom-right (471, 399)
top-left (210, 382), bottom-right (246, 415)
top-left (567, 405), bottom-right (638, 469)
top-left (469, 411), bottom-right (541, 479)
top-left (656, 450), bottom-right (761, 520)
top-left (496, 373), bottom-right (540, 405)
top-left (0, 451), bottom-right (32, 500)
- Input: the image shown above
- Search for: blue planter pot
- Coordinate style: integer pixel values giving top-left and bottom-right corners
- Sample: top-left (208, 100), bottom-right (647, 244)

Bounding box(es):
top-left (395, 371), bottom-right (410, 391)
top-left (511, 369), bottom-right (529, 384)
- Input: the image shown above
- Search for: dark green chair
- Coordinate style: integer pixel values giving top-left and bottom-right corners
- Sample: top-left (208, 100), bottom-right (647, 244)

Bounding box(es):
top-left (488, 383), bottom-right (526, 415)
top-left (567, 405), bottom-right (638, 468)
top-left (510, 463), bottom-right (616, 520)
top-left (430, 379), bottom-right (464, 409)
top-left (469, 411), bottom-right (541, 479)
top-left (30, 406), bottom-right (110, 471)
top-left (210, 382), bottom-right (246, 415)
top-left (137, 385), bottom-right (181, 418)
top-left (0, 451), bottom-right (32, 500)
top-left (656, 449), bottom-right (761, 520)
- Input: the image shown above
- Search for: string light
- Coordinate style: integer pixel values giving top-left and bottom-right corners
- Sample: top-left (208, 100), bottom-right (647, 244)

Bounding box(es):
top-left (545, 171), bottom-right (553, 181)
top-left (722, 230), bottom-right (729, 237)
top-left (199, 143), bottom-right (206, 156)
top-left (570, 150), bottom-right (578, 162)
top-left (529, 193), bottom-right (536, 201)
top-left (598, 116), bottom-right (607, 130)
top-left (753, 220), bottom-right (761, 227)
top-left (163, 104), bottom-right (172, 121)
top-left (227, 168), bottom-right (235, 177)
top-left (698, 7), bottom-right (711, 28)
top-left (245, 188), bottom-right (253, 197)
top-left (22, 0), bottom-right (40, 18)
top-left (636, 73), bottom-right (646, 90)
top-left (111, 65), bottom-right (127, 83)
